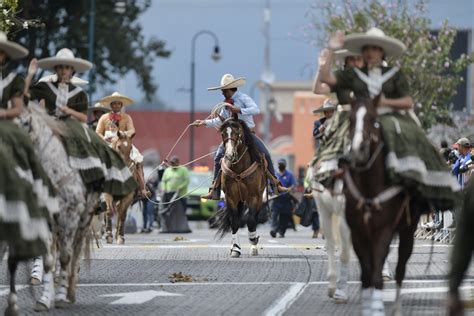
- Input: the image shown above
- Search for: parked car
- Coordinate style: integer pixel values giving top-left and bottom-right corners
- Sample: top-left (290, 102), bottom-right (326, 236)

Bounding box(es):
top-left (187, 168), bottom-right (218, 220)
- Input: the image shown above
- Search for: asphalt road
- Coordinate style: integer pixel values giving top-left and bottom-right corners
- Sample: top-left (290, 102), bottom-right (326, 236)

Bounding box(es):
top-left (1, 221), bottom-right (473, 315)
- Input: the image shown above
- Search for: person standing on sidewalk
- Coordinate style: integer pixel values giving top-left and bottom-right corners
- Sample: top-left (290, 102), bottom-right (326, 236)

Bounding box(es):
top-left (270, 159), bottom-right (296, 238)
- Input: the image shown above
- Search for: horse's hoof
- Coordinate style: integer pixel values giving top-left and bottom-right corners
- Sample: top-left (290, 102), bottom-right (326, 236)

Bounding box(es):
top-left (327, 287), bottom-right (336, 298)
top-left (333, 289), bottom-right (348, 304)
top-left (55, 298), bottom-right (71, 309)
top-left (31, 277), bottom-right (41, 286)
top-left (230, 250), bottom-right (241, 258)
top-left (34, 300), bottom-right (50, 312)
top-left (106, 236), bottom-right (113, 244)
top-left (117, 236), bottom-right (125, 245)
top-left (250, 246), bottom-right (258, 256)
top-left (5, 305), bottom-right (19, 316)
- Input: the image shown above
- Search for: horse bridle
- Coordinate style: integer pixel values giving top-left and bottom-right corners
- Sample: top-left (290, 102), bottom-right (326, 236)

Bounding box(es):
top-left (351, 120), bottom-right (384, 172)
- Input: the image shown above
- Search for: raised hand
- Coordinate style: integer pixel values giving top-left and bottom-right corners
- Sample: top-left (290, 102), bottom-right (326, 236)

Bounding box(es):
top-left (28, 58), bottom-right (38, 77)
top-left (318, 49), bottom-right (330, 67)
top-left (328, 31), bottom-right (344, 50)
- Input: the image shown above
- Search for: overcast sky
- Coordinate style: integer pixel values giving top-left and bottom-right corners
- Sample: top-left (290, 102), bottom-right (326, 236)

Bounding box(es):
top-left (96, 0), bottom-right (474, 111)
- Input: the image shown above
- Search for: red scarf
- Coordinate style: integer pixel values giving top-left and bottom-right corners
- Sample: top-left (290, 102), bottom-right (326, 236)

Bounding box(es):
top-left (109, 112), bottom-right (122, 122)
top-left (225, 98), bottom-right (234, 105)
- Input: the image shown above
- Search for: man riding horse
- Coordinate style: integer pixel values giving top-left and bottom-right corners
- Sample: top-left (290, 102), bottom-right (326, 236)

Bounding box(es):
top-left (193, 73), bottom-right (288, 200)
top-left (96, 92), bottom-right (148, 197)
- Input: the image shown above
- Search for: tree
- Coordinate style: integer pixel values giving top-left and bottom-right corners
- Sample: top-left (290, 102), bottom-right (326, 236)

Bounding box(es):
top-left (0, 0), bottom-right (43, 34)
top-left (305, 0), bottom-right (474, 129)
top-left (12, 0), bottom-right (170, 101)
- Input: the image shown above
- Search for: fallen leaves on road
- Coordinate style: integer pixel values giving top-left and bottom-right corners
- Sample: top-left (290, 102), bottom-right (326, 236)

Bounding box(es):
top-left (169, 272), bottom-right (194, 283)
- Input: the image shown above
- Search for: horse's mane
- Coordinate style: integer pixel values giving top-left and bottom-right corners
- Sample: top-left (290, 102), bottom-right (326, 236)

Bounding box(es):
top-left (220, 118), bottom-right (261, 163)
top-left (28, 103), bottom-right (67, 137)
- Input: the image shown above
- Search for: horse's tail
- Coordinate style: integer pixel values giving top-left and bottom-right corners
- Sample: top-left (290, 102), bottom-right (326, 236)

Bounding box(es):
top-left (212, 202), bottom-right (245, 240)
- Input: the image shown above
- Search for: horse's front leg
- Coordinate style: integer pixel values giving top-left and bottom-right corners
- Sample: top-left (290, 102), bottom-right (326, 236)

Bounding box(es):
top-left (116, 192), bottom-right (134, 245)
top-left (35, 234), bottom-right (55, 312)
top-left (334, 202), bottom-right (350, 304)
top-left (314, 191), bottom-right (337, 298)
top-left (247, 203), bottom-right (260, 256)
top-left (5, 251), bottom-right (19, 316)
top-left (104, 194), bottom-right (114, 244)
top-left (228, 202), bottom-right (241, 258)
top-left (30, 256), bottom-right (43, 285)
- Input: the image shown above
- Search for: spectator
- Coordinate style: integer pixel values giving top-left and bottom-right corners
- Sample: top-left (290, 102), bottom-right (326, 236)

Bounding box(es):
top-left (141, 170), bottom-right (159, 233)
top-left (439, 140), bottom-right (452, 163)
top-left (451, 138), bottom-right (472, 189)
top-left (160, 156), bottom-right (192, 233)
top-left (270, 159), bottom-right (296, 238)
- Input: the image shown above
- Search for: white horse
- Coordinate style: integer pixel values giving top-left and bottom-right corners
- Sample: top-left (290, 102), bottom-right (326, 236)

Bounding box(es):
top-left (18, 105), bottom-right (99, 310)
top-left (311, 171), bottom-right (352, 303)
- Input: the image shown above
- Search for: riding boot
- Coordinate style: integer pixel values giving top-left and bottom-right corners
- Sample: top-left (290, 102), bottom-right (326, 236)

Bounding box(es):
top-left (136, 162), bottom-right (149, 198)
top-left (201, 170), bottom-right (221, 200)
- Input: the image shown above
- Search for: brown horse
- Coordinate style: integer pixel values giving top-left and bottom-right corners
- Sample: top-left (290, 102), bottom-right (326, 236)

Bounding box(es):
top-left (104, 132), bottom-right (137, 244)
top-left (213, 118), bottom-right (267, 257)
top-left (343, 97), bottom-right (425, 316)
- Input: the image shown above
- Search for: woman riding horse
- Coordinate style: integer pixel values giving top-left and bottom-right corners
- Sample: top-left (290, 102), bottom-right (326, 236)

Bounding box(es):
top-left (25, 49), bottom-right (138, 198)
top-left (0, 31), bottom-right (59, 316)
top-left (319, 28), bottom-right (460, 315)
top-left (194, 73), bottom-right (288, 200)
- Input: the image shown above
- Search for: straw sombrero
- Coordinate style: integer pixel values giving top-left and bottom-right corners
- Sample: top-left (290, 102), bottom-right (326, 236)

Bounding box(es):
top-left (312, 98), bottom-right (336, 114)
top-left (208, 73), bottom-right (246, 91)
top-left (99, 92), bottom-right (134, 106)
top-left (0, 31), bottom-right (28, 59)
top-left (334, 49), bottom-right (360, 61)
top-left (39, 74), bottom-right (89, 86)
top-left (37, 48), bottom-right (93, 73)
top-left (87, 102), bottom-right (111, 114)
top-left (344, 27), bottom-right (406, 57)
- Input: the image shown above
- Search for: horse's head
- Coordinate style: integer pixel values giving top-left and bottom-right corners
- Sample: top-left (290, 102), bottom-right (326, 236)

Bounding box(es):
top-left (112, 131), bottom-right (133, 164)
top-left (348, 97), bottom-right (382, 166)
top-left (220, 118), bottom-right (245, 164)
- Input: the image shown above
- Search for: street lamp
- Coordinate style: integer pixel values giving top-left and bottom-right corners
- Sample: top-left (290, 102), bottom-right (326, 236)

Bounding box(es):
top-left (190, 30), bottom-right (221, 165)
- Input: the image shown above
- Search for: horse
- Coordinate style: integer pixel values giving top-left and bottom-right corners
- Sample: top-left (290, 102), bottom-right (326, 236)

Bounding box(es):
top-left (103, 132), bottom-right (136, 244)
top-left (311, 177), bottom-right (352, 303)
top-left (18, 105), bottom-right (99, 310)
top-left (212, 118), bottom-right (267, 257)
top-left (343, 97), bottom-right (423, 316)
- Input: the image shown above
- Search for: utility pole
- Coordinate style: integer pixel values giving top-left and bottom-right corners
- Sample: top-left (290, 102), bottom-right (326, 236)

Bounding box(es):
top-left (261, 0), bottom-right (274, 144)
top-left (87, 0), bottom-right (96, 102)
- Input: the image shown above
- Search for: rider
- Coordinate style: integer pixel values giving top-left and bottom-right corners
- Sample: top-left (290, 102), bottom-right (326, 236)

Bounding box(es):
top-left (88, 102), bottom-right (110, 131)
top-left (96, 92), bottom-right (148, 197)
top-left (26, 49), bottom-right (137, 198)
top-left (0, 32), bottom-right (58, 260)
top-left (312, 98), bottom-right (335, 144)
top-left (319, 27), bottom-right (459, 210)
top-left (193, 73), bottom-right (289, 200)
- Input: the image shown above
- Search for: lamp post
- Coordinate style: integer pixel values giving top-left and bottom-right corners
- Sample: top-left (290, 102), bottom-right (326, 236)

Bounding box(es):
top-left (190, 30), bottom-right (221, 165)
top-left (87, 0), bottom-right (96, 101)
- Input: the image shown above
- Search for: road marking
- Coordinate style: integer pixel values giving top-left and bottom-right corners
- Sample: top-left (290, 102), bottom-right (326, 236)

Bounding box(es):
top-left (100, 243), bottom-right (451, 249)
top-left (101, 290), bottom-right (183, 304)
top-left (263, 282), bottom-right (308, 316)
top-left (383, 285), bottom-right (474, 302)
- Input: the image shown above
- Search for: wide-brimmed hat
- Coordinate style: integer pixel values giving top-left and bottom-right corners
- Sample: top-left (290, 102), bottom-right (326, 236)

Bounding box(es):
top-left (344, 27), bottom-right (406, 57)
top-left (0, 32), bottom-right (28, 59)
top-left (87, 102), bottom-right (111, 114)
top-left (37, 48), bottom-right (93, 73)
top-left (334, 49), bottom-right (360, 61)
top-left (99, 92), bottom-right (134, 106)
top-left (208, 73), bottom-right (246, 91)
top-left (39, 74), bottom-right (89, 86)
top-left (312, 98), bottom-right (336, 114)
top-left (456, 137), bottom-right (471, 148)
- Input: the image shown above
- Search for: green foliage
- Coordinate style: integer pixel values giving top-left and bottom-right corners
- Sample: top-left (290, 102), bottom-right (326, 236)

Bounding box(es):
top-left (0, 0), bottom-right (43, 34)
top-left (14, 0), bottom-right (170, 101)
top-left (307, 0), bottom-right (474, 129)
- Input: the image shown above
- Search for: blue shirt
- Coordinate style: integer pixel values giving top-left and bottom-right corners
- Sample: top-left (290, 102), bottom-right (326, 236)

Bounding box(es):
top-left (205, 91), bottom-right (260, 129)
top-left (277, 169), bottom-right (296, 188)
top-left (452, 152), bottom-right (472, 189)
top-left (272, 169), bottom-right (296, 212)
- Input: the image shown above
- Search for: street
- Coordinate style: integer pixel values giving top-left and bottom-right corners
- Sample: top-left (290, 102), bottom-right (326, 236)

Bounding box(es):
top-left (1, 221), bottom-right (473, 315)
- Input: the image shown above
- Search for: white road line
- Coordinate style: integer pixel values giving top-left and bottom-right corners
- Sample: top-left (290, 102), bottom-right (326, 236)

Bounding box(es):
top-left (263, 282), bottom-right (307, 316)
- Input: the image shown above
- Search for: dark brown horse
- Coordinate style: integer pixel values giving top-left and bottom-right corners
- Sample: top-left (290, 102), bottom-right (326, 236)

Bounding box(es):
top-left (213, 118), bottom-right (267, 257)
top-left (343, 97), bottom-right (424, 315)
top-left (104, 132), bottom-right (136, 244)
